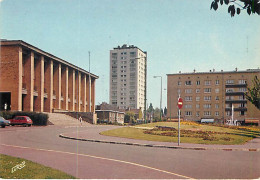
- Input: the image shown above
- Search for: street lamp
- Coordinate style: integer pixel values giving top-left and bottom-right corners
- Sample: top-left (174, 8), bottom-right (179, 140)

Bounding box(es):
top-left (153, 76), bottom-right (162, 121)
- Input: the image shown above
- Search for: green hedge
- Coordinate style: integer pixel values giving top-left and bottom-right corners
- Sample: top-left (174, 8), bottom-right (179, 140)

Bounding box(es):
top-left (0, 111), bottom-right (48, 126)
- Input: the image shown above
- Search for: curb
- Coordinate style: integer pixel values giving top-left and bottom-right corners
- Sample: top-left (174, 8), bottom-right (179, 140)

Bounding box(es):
top-left (59, 134), bottom-right (259, 152)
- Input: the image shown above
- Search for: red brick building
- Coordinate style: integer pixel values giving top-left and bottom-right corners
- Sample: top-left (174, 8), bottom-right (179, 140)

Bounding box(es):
top-left (0, 40), bottom-right (98, 113)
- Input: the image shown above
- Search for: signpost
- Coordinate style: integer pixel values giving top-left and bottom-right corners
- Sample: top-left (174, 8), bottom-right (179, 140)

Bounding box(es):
top-left (177, 96), bottom-right (183, 146)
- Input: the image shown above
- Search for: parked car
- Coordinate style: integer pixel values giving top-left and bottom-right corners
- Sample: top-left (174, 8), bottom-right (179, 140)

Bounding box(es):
top-left (8, 116), bottom-right (33, 127)
top-left (0, 116), bottom-right (10, 128)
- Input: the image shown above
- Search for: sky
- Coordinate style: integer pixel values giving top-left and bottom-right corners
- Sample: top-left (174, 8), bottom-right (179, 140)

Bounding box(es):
top-left (1, 0), bottom-right (259, 109)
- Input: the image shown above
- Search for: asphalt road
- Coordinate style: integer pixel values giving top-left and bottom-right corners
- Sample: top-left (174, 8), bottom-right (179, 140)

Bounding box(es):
top-left (0, 125), bottom-right (259, 179)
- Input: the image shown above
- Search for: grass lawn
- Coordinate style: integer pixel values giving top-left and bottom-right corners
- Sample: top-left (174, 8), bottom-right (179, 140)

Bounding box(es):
top-left (100, 122), bottom-right (260, 145)
top-left (0, 154), bottom-right (75, 179)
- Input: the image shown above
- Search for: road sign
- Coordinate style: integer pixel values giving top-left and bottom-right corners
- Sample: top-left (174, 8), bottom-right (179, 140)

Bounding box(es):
top-left (177, 97), bottom-right (183, 109)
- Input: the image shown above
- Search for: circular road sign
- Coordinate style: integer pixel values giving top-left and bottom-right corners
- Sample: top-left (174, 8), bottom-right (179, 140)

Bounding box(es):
top-left (177, 97), bottom-right (183, 109)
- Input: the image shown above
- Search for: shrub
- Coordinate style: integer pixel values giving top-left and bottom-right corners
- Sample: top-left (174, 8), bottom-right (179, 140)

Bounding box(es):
top-left (0, 111), bottom-right (48, 126)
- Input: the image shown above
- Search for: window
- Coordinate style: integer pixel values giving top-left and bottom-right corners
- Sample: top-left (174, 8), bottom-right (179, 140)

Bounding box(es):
top-left (226, 111), bottom-right (231, 116)
top-left (204, 96), bottom-right (211, 101)
top-left (215, 88), bottom-right (219, 93)
top-left (196, 104), bottom-right (200, 109)
top-left (178, 81), bottom-right (181, 86)
top-left (185, 96), bottom-right (192, 101)
top-left (226, 88), bottom-right (234, 92)
top-left (177, 89), bottom-right (181, 94)
top-left (239, 88), bottom-right (247, 92)
top-left (204, 88), bottom-right (211, 93)
top-left (239, 95), bottom-right (245, 100)
top-left (215, 111), bottom-right (219, 116)
top-left (185, 111), bottom-right (192, 116)
top-left (185, 81), bottom-right (192, 85)
top-left (185, 89), bottom-right (192, 94)
top-left (196, 81), bottom-right (200, 85)
top-left (215, 104), bottom-right (219, 109)
top-left (203, 104), bottom-right (211, 109)
top-left (196, 89), bottom-right (200, 93)
top-left (239, 80), bottom-right (246, 84)
top-left (215, 96), bottom-right (219, 100)
top-left (239, 103), bottom-right (246, 108)
top-left (196, 112), bottom-right (200, 117)
top-left (204, 80), bottom-right (211, 86)
top-left (215, 80), bottom-right (220, 85)
top-left (204, 111), bottom-right (211, 116)
top-left (226, 96), bottom-right (234, 100)
top-left (226, 79), bottom-right (234, 84)
top-left (196, 97), bottom-right (200, 101)
top-left (184, 104), bottom-right (192, 109)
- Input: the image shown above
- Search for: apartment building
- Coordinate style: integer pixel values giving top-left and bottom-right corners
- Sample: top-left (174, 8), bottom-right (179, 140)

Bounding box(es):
top-left (0, 40), bottom-right (98, 113)
top-left (167, 69), bottom-right (260, 122)
top-left (109, 44), bottom-right (147, 110)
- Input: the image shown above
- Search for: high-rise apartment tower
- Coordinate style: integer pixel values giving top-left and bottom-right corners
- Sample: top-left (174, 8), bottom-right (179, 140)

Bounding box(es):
top-left (110, 44), bottom-right (147, 110)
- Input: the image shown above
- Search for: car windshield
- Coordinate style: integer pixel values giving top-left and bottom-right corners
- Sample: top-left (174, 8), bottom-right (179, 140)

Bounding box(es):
top-left (26, 117), bottom-right (31, 120)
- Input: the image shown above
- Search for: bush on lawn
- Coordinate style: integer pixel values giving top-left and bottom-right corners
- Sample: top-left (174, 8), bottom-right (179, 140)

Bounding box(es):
top-left (0, 111), bottom-right (48, 126)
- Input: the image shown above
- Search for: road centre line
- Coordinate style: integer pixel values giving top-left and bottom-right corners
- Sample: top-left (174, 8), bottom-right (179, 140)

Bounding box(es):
top-left (0, 143), bottom-right (194, 179)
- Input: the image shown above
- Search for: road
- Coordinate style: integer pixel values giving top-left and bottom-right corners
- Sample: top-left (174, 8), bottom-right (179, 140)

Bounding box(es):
top-left (0, 125), bottom-right (259, 179)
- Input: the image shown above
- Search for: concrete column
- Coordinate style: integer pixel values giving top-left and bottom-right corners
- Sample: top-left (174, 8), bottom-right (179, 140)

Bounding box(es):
top-left (58, 63), bottom-right (61, 109)
top-left (86, 75), bottom-right (90, 112)
top-left (53, 63), bottom-right (61, 110)
top-left (61, 66), bottom-right (68, 111)
top-left (78, 72), bottom-right (81, 112)
top-left (23, 51), bottom-right (34, 111)
top-left (34, 56), bottom-right (44, 112)
top-left (44, 60), bottom-right (53, 112)
top-left (18, 47), bottom-right (23, 111)
top-left (65, 67), bottom-right (69, 111)
top-left (91, 78), bottom-right (95, 113)
top-left (74, 71), bottom-right (79, 112)
top-left (83, 75), bottom-right (87, 112)
top-left (72, 69), bottom-right (75, 111)
top-left (68, 68), bottom-right (73, 111)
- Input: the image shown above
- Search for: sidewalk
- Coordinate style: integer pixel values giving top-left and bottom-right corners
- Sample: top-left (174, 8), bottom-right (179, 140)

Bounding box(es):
top-left (59, 125), bottom-right (260, 152)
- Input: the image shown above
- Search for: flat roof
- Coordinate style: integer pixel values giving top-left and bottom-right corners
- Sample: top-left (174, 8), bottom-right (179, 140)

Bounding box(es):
top-left (167, 69), bottom-right (260, 76)
top-left (0, 39), bottom-right (99, 79)
top-left (112, 44), bottom-right (147, 55)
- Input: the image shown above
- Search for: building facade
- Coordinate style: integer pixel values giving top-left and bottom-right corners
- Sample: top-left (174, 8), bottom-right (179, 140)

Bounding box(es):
top-left (95, 102), bottom-right (125, 124)
top-left (109, 44), bottom-right (147, 110)
top-left (0, 40), bottom-right (98, 113)
top-left (167, 69), bottom-right (260, 122)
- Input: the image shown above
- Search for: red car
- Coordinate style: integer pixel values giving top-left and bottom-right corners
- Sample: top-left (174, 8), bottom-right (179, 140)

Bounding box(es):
top-left (9, 116), bottom-right (33, 127)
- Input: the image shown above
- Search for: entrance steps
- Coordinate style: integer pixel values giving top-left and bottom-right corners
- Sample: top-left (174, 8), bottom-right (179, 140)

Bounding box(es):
top-left (46, 113), bottom-right (91, 126)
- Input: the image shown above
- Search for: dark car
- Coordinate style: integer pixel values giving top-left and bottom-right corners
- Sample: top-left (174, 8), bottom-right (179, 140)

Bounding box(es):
top-left (0, 116), bottom-right (10, 128)
top-left (8, 116), bottom-right (33, 127)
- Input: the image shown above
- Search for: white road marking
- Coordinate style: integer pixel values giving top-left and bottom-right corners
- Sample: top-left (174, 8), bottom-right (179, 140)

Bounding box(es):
top-left (0, 143), bottom-right (195, 179)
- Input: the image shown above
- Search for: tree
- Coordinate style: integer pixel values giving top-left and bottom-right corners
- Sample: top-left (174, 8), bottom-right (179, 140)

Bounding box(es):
top-left (164, 107), bottom-right (167, 117)
top-left (124, 111), bottom-right (136, 124)
top-left (147, 103), bottom-right (154, 113)
top-left (245, 76), bottom-right (260, 109)
top-left (210, 0), bottom-right (260, 17)
top-left (153, 108), bottom-right (161, 121)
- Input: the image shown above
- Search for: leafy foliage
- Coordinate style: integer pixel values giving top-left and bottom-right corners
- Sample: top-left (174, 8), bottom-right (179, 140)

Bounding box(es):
top-left (163, 107), bottom-right (167, 117)
top-left (211, 0), bottom-right (260, 17)
top-left (124, 111), bottom-right (136, 124)
top-left (245, 76), bottom-right (260, 109)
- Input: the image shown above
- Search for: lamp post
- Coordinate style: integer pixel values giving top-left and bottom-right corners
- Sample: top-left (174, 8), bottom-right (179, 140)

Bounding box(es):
top-left (153, 76), bottom-right (162, 121)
